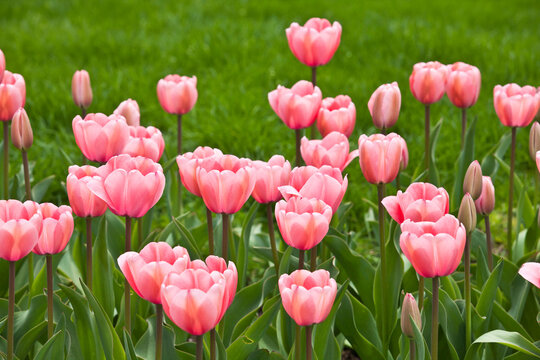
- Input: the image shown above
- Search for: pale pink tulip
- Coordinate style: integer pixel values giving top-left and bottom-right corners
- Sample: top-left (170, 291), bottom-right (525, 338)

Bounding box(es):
top-left (268, 80), bottom-right (322, 129)
top-left (157, 75), bottom-right (197, 115)
top-left (368, 82), bottom-right (401, 130)
top-left (176, 146), bottom-right (223, 197)
top-left (251, 155), bottom-right (291, 204)
top-left (0, 50), bottom-right (4, 83)
top-left (446, 62), bottom-right (481, 108)
top-left (11, 108), bottom-right (33, 150)
top-left (114, 99), bottom-right (140, 126)
top-left (474, 176), bottom-right (495, 215)
top-left (71, 70), bottom-right (92, 109)
top-left (0, 71), bottom-right (25, 121)
top-left (190, 255), bottom-right (238, 309)
top-left (536, 151), bottom-right (540, 173)
top-left (31, 203), bottom-right (73, 255)
top-left (518, 262), bottom-right (540, 288)
top-left (358, 133), bottom-right (403, 184)
top-left (301, 131), bottom-right (358, 171)
top-left (317, 95), bottom-right (356, 137)
top-left (0, 200), bottom-right (42, 261)
top-left (279, 269), bottom-right (337, 326)
top-left (72, 113), bottom-right (130, 163)
top-left (118, 242), bottom-right (190, 304)
top-left (66, 165), bottom-right (108, 218)
top-left (494, 84), bottom-right (540, 127)
top-left (286, 18), bottom-right (342, 67)
top-left (409, 61), bottom-right (449, 105)
top-left (122, 125), bottom-right (165, 162)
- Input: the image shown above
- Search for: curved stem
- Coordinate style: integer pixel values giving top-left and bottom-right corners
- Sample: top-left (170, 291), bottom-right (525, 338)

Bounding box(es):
top-left (309, 67), bottom-right (317, 139)
top-left (465, 233), bottom-right (471, 348)
top-left (86, 217), bottom-right (93, 290)
top-left (266, 203), bottom-right (280, 278)
top-left (424, 105), bottom-right (430, 179)
top-left (47, 254), bottom-right (54, 338)
top-left (222, 213), bottom-right (229, 261)
top-left (295, 129), bottom-right (302, 167)
top-left (377, 183), bottom-right (388, 342)
top-left (298, 250), bottom-right (304, 270)
top-left (210, 329), bottom-right (216, 360)
top-left (418, 276), bottom-right (425, 311)
top-left (7, 261), bottom-right (15, 360)
top-left (125, 216), bottom-right (132, 334)
top-left (507, 127), bottom-right (516, 259)
top-left (195, 335), bottom-right (203, 360)
top-left (207, 207), bottom-right (214, 255)
top-left (156, 304), bottom-right (163, 360)
top-left (306, 325), bottom-right (313, 360)
top-left (485, 215), bottom-right (493, 271)
top-left (431, 277), bottom-right (439, 360)
top-left (4, 121), bottom-right (9, 198)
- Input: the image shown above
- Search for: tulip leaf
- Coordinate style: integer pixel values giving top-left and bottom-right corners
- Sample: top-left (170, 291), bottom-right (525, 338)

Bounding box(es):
top-left (15, 320), bottom-right (47, 360)
top-left (481, 132), bottom-right (511, 177)
top-left (429, 117), bottom-right (444, 185)
top-left (34, 330), bottom-right (65, 360)
top-left (14, 294), bottom-right (47, 343)
top-left (476, 261), bottom-right (503, 318)
top-left (451, 116), bottom-right (476, 212)
top-left (93, 215), bottom-right (115, 321)
top-left (464, 330), bottom-right (540, 360)
top-left (31, 174), bottom-right (55, 203)
top-left (171, 214), bottom-right (202, 259)
top-left (123, 330), bottom-right (137, 360)
top-left (238, 201), bottom-right (259, 288)
top-left (411, 313), bottom-right (429, 360)
top-left (135, 314), bottom-right (179, 360)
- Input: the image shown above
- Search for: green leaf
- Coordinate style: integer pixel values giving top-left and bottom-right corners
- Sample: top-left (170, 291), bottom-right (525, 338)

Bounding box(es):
top-left (237, 201), bottom-right (259, 288)
top-left (476, 261), bottom-right (503, 318)
top-left (123, 330), bottom-right (137, 360)
top-left (34, 330), bottom-right (65, 360)
top-left (481, 132), bottom-right (511, 178)
top-left (15, 320), bottom-right (47, 359)
top-left (411, 313), bottom-right (429, 360)
top-left (451, 117), bottom-right (476, 211)
top-left (135, 314), bottom-right (179, 360)
top-left (171, 215), bottom-right (202, 258)
top-left (428, 117), bottom-right (444, 185)
top-left (93, 215), bottom-right (115, 321)
top-left (31, 175), bottom-right (55, 203)
top-left (464, 330), bottom-right (540, 360)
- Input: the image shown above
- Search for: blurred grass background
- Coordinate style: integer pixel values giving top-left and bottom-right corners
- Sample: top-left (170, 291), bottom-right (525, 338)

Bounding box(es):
top-left (1, 0), bottom-right (539, 248)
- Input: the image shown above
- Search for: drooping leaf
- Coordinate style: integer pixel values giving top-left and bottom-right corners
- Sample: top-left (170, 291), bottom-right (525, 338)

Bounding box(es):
top-left (464, 330), bottom-right (540, 360)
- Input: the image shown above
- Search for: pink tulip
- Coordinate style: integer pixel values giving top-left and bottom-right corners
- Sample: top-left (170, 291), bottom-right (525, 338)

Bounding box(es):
top-left (400, 214), bottom-right (466, 278)
top-left (251, 155), bottom-right (291, 204)
top-left (494, 84), bottom-right (540, 128)
top-left (161, 268), bottom-right (229, 335)
top-left (0, 200), bottom-right (42, 261)
top-left (71, 70), bottom-right (92, 109)
top-left (11, 108), bottom-right (33, 150)
top-left (268, 80), bottom-right (322, 129)
top-left (368, 82), bottom-right (401, 130)
top-left (446, 62), bottom-right (481, 108)
top-left (31, 203), bottom-right (74, 255)
top-left (281, 165), bottom-right (347, 213)
top-left (0, 71), bottom-right (25, 121)
top-left (301, 131), bottom-right (358, 171)
top-left (358, 133), bottom-right (403, 184)
top-left (190, 255), bottom-right (238, 308)
top-left (317, 95), bottom-right (356, 137)
top-left (196, 155), bottom-right (255, 214)
top-left (66, 165), bottom-right (108, 218)
top-left (72, 113), bottom-right (130, 163)
top-left (87, 154), bottom-right (165, 218)
top-left (474, 176), bottom-right (495, 215)
top-left (118, 242), bottom-right (190, 304)
top-left (122, 125), bottom-right (165, 162)
top-left (278, 269), bottom-right (337, 326)
top-left (382, 182), bottom-right (449, 224)
top-left (176, 146), bottom-right (223, 197)
top-left (286, 18), bottom-right (342, 68)
top-left (518, 262), bottom-right (540, 288)
top-left (400, 138), bottom-right (409, 170)
top-left (409, 61), bottom-right (449, 105)
top-left (113, 99), bottom-right (140, 126)
top-left (0, 50), bottom-right (4, 83)
top-left (537, 151), bottom-right (540, 173)
top-left (275, 196), bottom-right (332, 250)
top-left (157, 75), bottom-right (197, 115)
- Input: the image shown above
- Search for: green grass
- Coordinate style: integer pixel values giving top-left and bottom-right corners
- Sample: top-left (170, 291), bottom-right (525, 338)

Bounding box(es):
top-left (2, 0), bottom-right (539, 245)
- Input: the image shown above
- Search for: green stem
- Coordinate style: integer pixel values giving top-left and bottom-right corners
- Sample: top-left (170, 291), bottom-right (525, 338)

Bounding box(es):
top-left (86, 217), bottom-right (93, 290)
top-left (377, 183), bottom-right (388, 342)
top-left (178, 114), bottom-right (183, 215)
top-left (396, 171), bottom-right (401, 191)
top-left (47, 254), bottom-right (54, 339)
top-left (431, 277), bottom-right (439, 360)
top-left (418, 276), bottom-right (425, 311)
top-left (125, 216), bottom-right (132, 334)
top-left (485, 215), bottom-right (493, 271)
top-left (156, 304), bottom-right (163, 360)
top-left (410, 339), bottom-right (416, 360)
top-left (210, 329), bottom-right (216, 360)
top-left (267, 203), bottom-right (280, 278)
top-left (461, 108), bottom-right (467, 150)
top-left (4, 121), bottom-right (9, 198)
top-left (7, 261), bottom-right (15, 360)
top-left (207, 207), bottom-right (214, 254)
top-left (465, 232), bottom-right (471, 348)
top-left (306, 325), bottom-right (313, 360)
top-left (507, 127), bottom-right (516, 259)
top-left (136, 216), bottom-right (143, 251)
top-left (23, 149), bottom-right (34, 291)
top-left (424, 105), bottom-right (430, 179)
top-left (298, 250), bottom-right (304, 270)
top-left (310, 246), bottom-right (317, 271)
top-left (222, 213), bottom-right (229, 261)
top-left (309, 67), bottom-right (317, 139)
top-left (195, 335), bottom-right (203, 360)
top-left (295, 324), bottom-right (301, 360)
top-left (295, 129), bottom-right (302, 167)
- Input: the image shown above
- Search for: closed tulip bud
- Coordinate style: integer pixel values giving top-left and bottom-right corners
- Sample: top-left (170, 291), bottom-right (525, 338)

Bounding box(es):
top-left (475, 176), bottom-right (495, 215)
top-left (463, 160), bottom-right (483, 200)
top-left (11, 108), bottom-right (33, 150)
top-left (529, 122), bottom-right (540, 160)
top-left (0, 71), bottom-right (26, 121)
top-left (71, 70), bottom-right (93, 109)
top-left (401, 293), bottom-right (421, 338)
top-left (458, 193), bottom-right (476, 233)
top-left (409, 61), bottom-right (449, 105)
top-left (0, 49), bottom-right (5, 83)
top-left (114, 99), bottom-right (140, 127)
top-left (368, 82), bottom-right (401, 130)
top-left (446, 62), bottom-right (481, 108)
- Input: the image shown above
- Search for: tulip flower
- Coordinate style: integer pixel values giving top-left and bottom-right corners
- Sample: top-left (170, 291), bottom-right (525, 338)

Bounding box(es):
top-left (463, 160), bottom-right (483, 200)
top-left (189, 255), bottom-right (238, 309)
top-left (11, 108), bottom-right (33, 202)
top-left (493, 84), bottom-right (540, 259)
top-left (72, 113), bottom-right (130, 163)
top-left (529, 122), bottom-right (540, 160)
top-left (518, 262), bottom-right (540, 289)
top-left (122, 125), bottom-right (165, 162)
top-left (0, 49), bottom-right (4, 83)
top-left (358, 133), bottom-right (403, 185)
top-left (401, 293), bottom-right (421, 338)
top-left (301, 131), bottom-right (359, 171)
top-left (317, 95), bottom-right (356, 138)
top-left (114, 98), bottom-right (140, 126)
top-left (368, 82), bottom-right (401, 131)
top-left (71, 70), bottom-right (92, 115)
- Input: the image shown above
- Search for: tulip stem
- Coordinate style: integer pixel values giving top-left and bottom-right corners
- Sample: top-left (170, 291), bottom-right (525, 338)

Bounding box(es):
top-left (210, 329), bottom-right (216, 360)
top-left (125, 216), bottom-right (132, 334)
top-left (418, 276), bottom-right (424, 311)
top-left (22, 149), bottom-right (34, 291)
top-left (295, 129), bottom-right (302, 167)
top-left (465, 233), bottom-right (471, 349)
top-left (4, 121), bottom-right (9, 198)
top-left (395, 171), bottom-right (401, 191)
top-left (81, 106), bottom-right (87, 118)
top-left (424, 105), bottom-right (430, 179)
top-left (86, 217), bottom-right (93, 290)
top-left (222, 213), bottom-right (229, 261)
top-left (377, 183), bottom-right (388, 343)
top-left (298, 250), bottom-right (304, 270)
top-left (266, 203), bottom-right (280, 278)
top-left (410, 339), bottom-right (416, 360)
top-left (195, 335), bottom-right (203, 360)
top-left (47, 254), bottom-right (54, 339)
top-left (295, 324), bottom-right (301, 360)
top-left (431, 276), bottom-right (439, 360)
top-left (207, 207), bottom-right (214, 254)
top-left (485, 215), bottom-right (493, 271)
top-left (178, 114), bottom-right (183, 215)
top-left (507, 127), bottom-right (516, 259)
top-left (306, 325), bottom-right (313, 360)
top-left (156, 304), bottom-right (163, 360)
top-left (309, 66), bottom-right (317, 139)
top-left (461, 108), bottom-right (467, 150)
top-left (7, 261), bottom-right (15, 360)
top-left (310, 246), bottom-right (317, 271)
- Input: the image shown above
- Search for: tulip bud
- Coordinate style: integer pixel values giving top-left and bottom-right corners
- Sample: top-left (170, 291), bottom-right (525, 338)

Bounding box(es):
top-left (475, 176), bottom-right (495, 215)
top-left (11, 108), bottom-right (33, 150)
top-left (0, 49), bottom-right (5, 83)
top-left (72, 70), bottom-right (93, 109)
top-left (463, 160), bottom-right (482, 200)
top-left (458, 193), bottom-right (477, 233)
top-left (529, 122), bottom-right (540, 160)
top-left (401, 293), bottom-right (421, 338)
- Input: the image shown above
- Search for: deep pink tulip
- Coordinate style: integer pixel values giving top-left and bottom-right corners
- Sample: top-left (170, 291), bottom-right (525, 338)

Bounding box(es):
top-left (157, 75), bottom-right (197, 115)
top-left (368, 82), bottom-right (401, 130)
top-left (474, 176), bottom-right (495, 215)
top-left (251, 155), bottom-right (291, 204)
top-left (161, 268), bottom-right (229, 335)
top-left (358, 133), bottom-right (403, 184)
top-left (268, 80), bottom-right (322, 130)
top-left (275, 196), bottom-right (332, 250)
top-left (317, 95), bottom-right (356, 137)
top-left (71, 70), bottom-right (92, 109)
top-left (190, 255), bottom-right (238, 309)
top-left (301, 131), bottom-right (358, 171)
top-left (281, 165), bottom-right (347, 213)
top-left (494, 84), bottom-right (540, 128)
top-left (31, 203), bottom-right (73, 255)
top-left (87, 155), bottom-right (165, 218)
top-left (409, 61), bottom-right (449, 105)
top-left (278, 269), bottom-right (337, 326)
top-left (400, 214), bottom-right (466, 278)
top-left (0, 71), bottom-right (25, 121)
top-left (118, 242), bottom-right (190, 304)
top-left (286, 18), bottom-right (342, 68)
top-left (66, 165), bottom-right (108, 218)
top-left (11, 108), bottom-right (33, 150)
top-left (123, 125), bottom-right (165, 162)
top-left (0, 200), bottom-right (42, 261)
top-left (446, 62), bottom-right (481, 108)
top-left (196, 155), bottom-right (255, 214)
top-left (518, 262), bottom-right (540, 288)
top-left (0, 50), bottom-right (4, 83)
top-left (382, 182), bottom-right (449, 224)
top-left (72, 113), bottom-right (130, 163)
top-left (114, 99), bottom-right (140, 126)
top-left (176, 146), bottom-right (223, 197)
